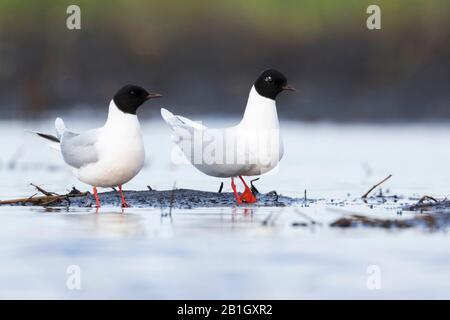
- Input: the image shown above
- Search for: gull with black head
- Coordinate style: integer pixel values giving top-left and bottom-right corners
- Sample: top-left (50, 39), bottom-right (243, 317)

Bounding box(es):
top-left (34, 85), bottom-right (162, 208)
top-left (161, 69), bottom-right (295, 204)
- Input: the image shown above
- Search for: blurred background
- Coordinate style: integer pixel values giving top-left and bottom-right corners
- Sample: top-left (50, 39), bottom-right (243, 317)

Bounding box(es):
top-left (2, 1), bottom-right (450, 300)
top-left (0, 0), bottom-right (449, 122)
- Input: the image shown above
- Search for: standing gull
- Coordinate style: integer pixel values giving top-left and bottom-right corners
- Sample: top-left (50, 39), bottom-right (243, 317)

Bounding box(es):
top-left (34, 85), bottom-right (162, 208)
top-left (161, 69), bottom-right (295, 204)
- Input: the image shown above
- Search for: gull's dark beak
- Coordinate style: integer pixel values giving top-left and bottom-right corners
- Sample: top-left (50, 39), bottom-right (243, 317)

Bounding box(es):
top-left (282, 84), bottom-right (296, 92)
top-left (146, 93), bottom-right (163, 99)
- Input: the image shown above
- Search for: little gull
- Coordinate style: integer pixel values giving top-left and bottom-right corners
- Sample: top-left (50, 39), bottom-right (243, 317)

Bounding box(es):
top-left (161, 69), bottom-right (295, 204)
top-left (34, 85), bottom-right (162, 208)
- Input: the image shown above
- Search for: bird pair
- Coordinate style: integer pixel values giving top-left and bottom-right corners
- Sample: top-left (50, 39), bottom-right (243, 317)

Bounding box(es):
top-left (35, 69), bottom-right (295, 207)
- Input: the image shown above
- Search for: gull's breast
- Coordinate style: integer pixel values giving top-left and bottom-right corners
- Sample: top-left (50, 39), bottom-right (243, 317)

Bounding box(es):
top-left (77, 132), bottom-right (145, 187)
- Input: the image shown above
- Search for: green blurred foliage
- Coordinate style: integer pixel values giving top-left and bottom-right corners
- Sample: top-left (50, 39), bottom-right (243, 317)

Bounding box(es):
top-left (1, 0), bottom-right (449, 35)
top-left (0, 0), bottom-right (449, 120)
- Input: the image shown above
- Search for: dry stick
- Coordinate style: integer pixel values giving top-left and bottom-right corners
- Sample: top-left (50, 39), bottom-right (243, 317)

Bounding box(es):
top-left (1, 195), bottom-right (58, 205)
top-left (40, 197), bottom-right (61, 206)
top-left (168, 182), bottom-right (176, 217)
top-left (262, 212), bottom-right (274, 226)
top-left (361, 174), bottom-right (392, 199)
top-left (0, 188), bottom-right (88, 206)
top-left (250, 178), bottom-right (260, 194)
top-left (294, 208), bottom-right (319, 226)
top-left (30, 183), bottom-right (58, 197)
top-left (0, 196), bottom-right (47, 205)
top-left (26, 193), bottom-right (38, 201)
top-left (417, 195), bottom-right (438, 204)
top-left (8, 147), bottom-right (24, 170)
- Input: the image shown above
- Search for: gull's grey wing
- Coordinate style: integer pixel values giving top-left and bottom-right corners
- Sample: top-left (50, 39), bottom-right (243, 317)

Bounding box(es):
top-left (60, 129), bottom-right (99, 169)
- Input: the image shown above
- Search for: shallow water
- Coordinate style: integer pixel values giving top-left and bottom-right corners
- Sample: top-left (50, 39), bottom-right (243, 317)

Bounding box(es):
top-left (1, 118), bottom-right (450, 299)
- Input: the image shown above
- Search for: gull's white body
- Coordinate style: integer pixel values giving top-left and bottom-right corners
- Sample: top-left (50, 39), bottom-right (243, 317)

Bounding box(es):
top-left (52, 101), bottom-right (145, 187)
top-left (161, 86), bottom-right (283, 178)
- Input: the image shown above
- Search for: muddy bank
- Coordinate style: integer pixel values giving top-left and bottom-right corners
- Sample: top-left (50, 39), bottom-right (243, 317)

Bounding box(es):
top-left (0, 188), bottom-right (305, 209)
top-left (330, 213), bottom-right (450, 230)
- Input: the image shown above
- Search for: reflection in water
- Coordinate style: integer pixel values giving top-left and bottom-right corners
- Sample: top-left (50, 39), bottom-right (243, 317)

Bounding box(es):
top-left (34, 208), bottom-right (148, 238)
top-left (30, 206), bottom-right (265, 238)
top-left (231, 207), bottom-right (255, 223)
top-left (87, 212), bottom-right (147, 238)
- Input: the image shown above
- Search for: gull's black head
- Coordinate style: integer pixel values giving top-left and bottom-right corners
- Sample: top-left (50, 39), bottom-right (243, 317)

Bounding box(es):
top-left (254, 69), bottom-right (296, 100)
top-left (113, 85), bottom-right (162, 115)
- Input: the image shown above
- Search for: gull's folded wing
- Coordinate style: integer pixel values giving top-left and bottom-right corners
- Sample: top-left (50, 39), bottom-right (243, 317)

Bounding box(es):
top-left (60, 129), bottom-right (99, 169)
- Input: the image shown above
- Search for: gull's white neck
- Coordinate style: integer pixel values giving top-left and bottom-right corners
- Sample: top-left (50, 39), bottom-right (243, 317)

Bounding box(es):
top-left (104, 100), bottom-right (141, 130)
top-left (240, 86), bottom-right (279, 128)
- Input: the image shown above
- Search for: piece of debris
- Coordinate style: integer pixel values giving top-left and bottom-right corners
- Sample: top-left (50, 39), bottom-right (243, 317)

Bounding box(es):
top-left (30, 183), bottom-right (58, 197)
top-left (0, 184), bottom-right (87, 207)
top-left (404, 196), bottom-right (450, 212)
top-left (362, 174), bottom-right (392, 199)
top-left (250, 178), bottom-right (260, 195)
top-left (294, 208), bottom-right (320, 226)
top-left (330, 213), bottom-right (448, 230)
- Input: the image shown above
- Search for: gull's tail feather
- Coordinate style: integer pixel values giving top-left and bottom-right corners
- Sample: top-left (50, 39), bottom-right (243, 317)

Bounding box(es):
top-left (160, 108), bottom-right (207, 131)
top-left (33, 132), bottom-right (61, 151)
top-left (55, 117), bottom-right (66, 140)
top-left (29, 117), bottom-right (66, 151)
top-left (160, 108), bottom-right (178, 128)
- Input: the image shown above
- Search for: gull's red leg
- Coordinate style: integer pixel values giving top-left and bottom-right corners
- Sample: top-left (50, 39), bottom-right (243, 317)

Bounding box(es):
top-left (239, 176), bottom-right (257, 203)
top-left (119, 185), bottom-right (129, 208)
top-left (93, 187), bottom-right (101, 208)
top-left (231, 177), bottom-right (242, 204)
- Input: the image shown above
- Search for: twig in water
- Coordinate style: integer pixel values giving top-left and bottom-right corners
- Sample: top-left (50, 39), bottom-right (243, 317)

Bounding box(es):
top-left (158, 194), bottom-right (164, 212)
top-left (262, 212), bottom-right (274, 226)
top-left (266, 190), bottom-right (279, 202)
top-left (30, 183), bottom-right (58, 197)
top-left (250, 178), bottom-right (260, 195)
top-left (168, 182), bottom-right (176, 216)
top-left (68, 187), bottom-right (83, 195)
top-left (361, 174), bottom-right (392, 199)
top-left (405, 195), bottom-right (442, 212)
top-left (8, 147), bottom-right (24, 170)
top-left (147, 185), bottom-right (153, 191)
top-left (270, 211), bottom-right (283, 225)
top-left (0, 187), bottom-right (87, 206)
top-left (218, 182), bottom-right (223, 193)
top-left (294, 208), bottom-right (320, 226)
top-left (417, 195), bottom-right (438, 204)
top-left (26, 193), bottom-right (38, 202)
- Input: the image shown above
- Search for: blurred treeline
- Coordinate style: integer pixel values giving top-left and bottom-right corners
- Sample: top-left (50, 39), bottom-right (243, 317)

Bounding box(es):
top-left (0, 0), bottom-right (449, 121)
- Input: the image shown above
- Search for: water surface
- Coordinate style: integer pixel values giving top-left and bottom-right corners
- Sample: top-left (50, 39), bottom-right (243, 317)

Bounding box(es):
top-left (1, 119), bottom-right (449, 299)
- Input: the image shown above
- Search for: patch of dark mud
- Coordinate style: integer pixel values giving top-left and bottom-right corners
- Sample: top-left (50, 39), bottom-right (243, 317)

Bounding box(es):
top-left (0, 189), bottom-right (306, 209)
top-left (330, 213), bottom-right (450, 230)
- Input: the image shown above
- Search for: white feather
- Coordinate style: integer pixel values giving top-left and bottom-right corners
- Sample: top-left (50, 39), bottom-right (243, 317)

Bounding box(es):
top-left (161, 86), bottom-right (283, 178)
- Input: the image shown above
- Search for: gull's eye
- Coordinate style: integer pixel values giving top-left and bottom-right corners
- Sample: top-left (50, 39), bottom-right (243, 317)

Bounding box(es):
top-left (130, 90), bottom-right (136, 95)
top-left (265, 76), bottom-right (273, 83)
